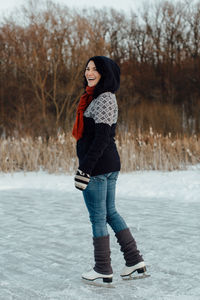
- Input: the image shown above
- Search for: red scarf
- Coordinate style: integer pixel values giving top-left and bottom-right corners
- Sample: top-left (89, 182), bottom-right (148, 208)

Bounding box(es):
top-left (72, 86), bottom-right (95, 141)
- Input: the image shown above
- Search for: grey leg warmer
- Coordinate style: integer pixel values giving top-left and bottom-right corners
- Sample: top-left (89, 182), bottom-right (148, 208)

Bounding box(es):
top-left (93, 235), bottom-right (113, 275)
top-left (115, 228), bottom-right (143, 267)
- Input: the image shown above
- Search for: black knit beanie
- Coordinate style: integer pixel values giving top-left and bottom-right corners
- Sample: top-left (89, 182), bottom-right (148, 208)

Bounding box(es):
top-left (84, 56), bottom-right (120, 99)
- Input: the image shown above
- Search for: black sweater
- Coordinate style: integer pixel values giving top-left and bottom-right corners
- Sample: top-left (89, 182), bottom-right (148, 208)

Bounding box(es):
top-left (76, 92), bottom-right (121, 176)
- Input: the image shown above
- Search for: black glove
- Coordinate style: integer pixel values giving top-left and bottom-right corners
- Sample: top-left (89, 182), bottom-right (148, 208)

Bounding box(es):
top-left (74, 169), bottom-right (91, 191)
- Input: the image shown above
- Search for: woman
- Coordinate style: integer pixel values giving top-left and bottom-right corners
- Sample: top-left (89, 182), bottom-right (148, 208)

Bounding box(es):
top-left (72, 56), bottom-right (146, 283)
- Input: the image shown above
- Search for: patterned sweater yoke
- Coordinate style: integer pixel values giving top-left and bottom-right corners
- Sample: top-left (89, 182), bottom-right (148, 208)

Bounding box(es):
top-left (84, 92), bottom-right (118, 126)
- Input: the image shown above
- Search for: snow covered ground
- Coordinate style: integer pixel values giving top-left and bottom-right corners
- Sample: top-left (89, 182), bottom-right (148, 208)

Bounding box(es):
top-left (0, 167), bottom-right (200, 300)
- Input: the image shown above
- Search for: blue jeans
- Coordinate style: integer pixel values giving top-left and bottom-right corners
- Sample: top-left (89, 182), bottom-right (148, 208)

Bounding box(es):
top-left (82, 171), bottom-right (128, 238)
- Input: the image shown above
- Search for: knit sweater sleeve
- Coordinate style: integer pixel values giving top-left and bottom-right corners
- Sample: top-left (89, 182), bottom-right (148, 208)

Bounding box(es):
top-left (78, 92), bottom-right (117, 175)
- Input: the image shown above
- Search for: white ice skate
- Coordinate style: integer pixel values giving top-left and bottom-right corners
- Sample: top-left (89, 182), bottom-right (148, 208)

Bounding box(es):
top-left (120, 261), bottom-right (150, 280)
top-left (82, 269), bottom-right (114, 287)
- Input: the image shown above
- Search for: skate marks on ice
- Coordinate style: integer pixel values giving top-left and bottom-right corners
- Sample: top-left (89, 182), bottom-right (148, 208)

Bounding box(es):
top-left (0, 169), bottom-right (200, 300)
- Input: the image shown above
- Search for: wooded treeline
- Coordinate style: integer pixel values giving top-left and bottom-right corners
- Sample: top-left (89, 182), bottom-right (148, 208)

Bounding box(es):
top-left (1, 0), bottom-right (200, 137)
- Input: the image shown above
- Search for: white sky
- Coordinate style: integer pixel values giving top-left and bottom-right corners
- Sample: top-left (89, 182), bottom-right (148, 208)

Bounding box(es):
top-left (0, 0), bottom-right (143, 14)
top-left (0, 0), bottom-right (190, 17)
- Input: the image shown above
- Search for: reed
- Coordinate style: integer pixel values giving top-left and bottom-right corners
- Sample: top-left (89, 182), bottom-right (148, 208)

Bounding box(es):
top-left (0, 130), bottom-right (199, 173)
top-left (117, 129), bottom-right (200, 172)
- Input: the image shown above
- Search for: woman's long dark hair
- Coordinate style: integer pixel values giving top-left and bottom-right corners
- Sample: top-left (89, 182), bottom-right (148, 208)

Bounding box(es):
top-left (84, 56), bottom-right (120, 99)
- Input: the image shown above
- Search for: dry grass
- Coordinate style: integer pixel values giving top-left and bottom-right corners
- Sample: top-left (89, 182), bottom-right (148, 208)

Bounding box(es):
top-left (0, 129), bottom-right (200, 173)
top-left (117, 128), bottom-right (200, 172)
top-left (0, 133), bottom-right (77, 174)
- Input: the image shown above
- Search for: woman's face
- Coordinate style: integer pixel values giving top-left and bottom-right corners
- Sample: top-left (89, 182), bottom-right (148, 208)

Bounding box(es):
top-left (85, 60), bottom-right (101, 87)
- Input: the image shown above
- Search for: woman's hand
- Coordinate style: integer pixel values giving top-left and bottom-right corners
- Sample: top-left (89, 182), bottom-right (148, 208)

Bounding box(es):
top-left (74, 169), bottom-right (90, 191)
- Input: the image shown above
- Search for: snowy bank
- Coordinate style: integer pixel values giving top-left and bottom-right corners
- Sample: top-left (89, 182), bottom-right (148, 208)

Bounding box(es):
top-left (0, 165), bottom-right (200, 202)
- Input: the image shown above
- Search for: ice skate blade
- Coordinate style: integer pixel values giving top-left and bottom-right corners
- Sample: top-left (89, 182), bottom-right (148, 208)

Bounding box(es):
top-left (82, 278), bottom-right (115, 288)
top-left (122, 273), bottom-right (150, 281)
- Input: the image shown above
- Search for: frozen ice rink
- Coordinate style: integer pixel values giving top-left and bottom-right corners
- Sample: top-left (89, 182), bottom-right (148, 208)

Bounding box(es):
top-left (0, 168), bottom-right (200, 300)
